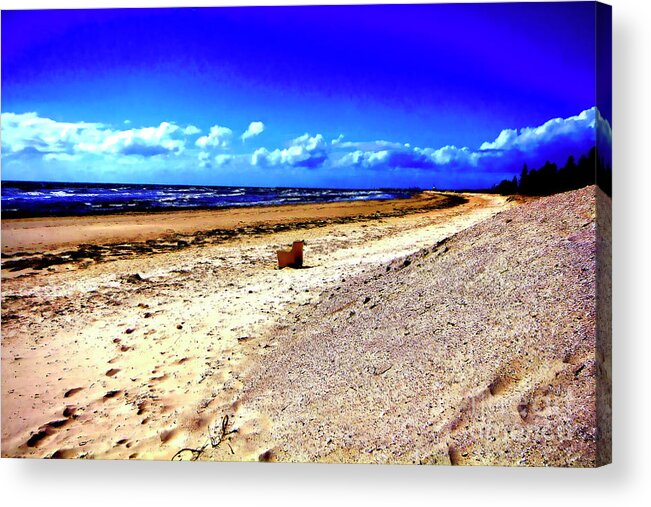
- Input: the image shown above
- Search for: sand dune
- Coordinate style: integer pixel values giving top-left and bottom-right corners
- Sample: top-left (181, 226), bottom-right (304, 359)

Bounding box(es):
top-left (209, 186), bottom-right (610, 467)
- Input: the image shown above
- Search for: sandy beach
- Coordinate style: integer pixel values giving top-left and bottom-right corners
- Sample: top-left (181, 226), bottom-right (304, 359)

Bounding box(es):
top-left (1, 191), bottom-right (506, 459)
top-left (1, 188), bottom-right (609, 465)
top-left (1, 191), bottom-right (463, 257)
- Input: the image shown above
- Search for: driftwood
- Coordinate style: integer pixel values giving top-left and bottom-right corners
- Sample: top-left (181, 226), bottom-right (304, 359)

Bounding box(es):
top-left (171, 414), bottom-right (236, 461)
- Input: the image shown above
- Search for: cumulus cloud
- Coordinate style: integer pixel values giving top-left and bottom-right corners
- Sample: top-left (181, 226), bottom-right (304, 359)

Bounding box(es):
top-left (594, 108), bottom-right (613, 163)
top-left (97, 122), bottom-right (195, 156)
top-left (197, 152), bottom-right (236, 169)
top-left (334, 148), bottom-right (424, 169)
top-left (335, 139), bottom-right (406, 151)
top-left (184, 125), bottom-right (201, 136)
top-left (333, 107), bottom-right (610, 174)
top-left (198, 150), bottom-right (212, 168)
top-left (331, 134), bottom-right (345, 145)
top-left (43, 153), bottom-right (83, 162)
top-left (479, 107), bottom-right (600, 152)
top-left (214, 154), bottom-right (234, 166)
top-left (1, 112), bottom-right (105, 155)
top-left (251, 133), bottom-right (329, 168)
top-left (1, 107), bottom-right (611, 188)
top-left (333, 142), bottom-right (477, 170)
top-left (1, 112), bottom-right (202, 158)
top-left (241, 121), bottom-right (265, 142)
top-left (247, 107), bottom-right (608, 175)
top-left (470, 106), bottom-right (612, 174)
top-left (195, 124), bottom-right (233, 149)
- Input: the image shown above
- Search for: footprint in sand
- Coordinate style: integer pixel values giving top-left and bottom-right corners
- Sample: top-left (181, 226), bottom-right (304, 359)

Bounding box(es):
top-left (160, 428), bottom-right (183, 445)
top-left (64, 387), bottom-right (84, 398)
top-left (26, 430), bottom-right (50, 448)
top-left (26, 419), bottom-right (72, 447)
top-left (487, 374), bottom-right (518, 396)
top-left (51, 448), bottom-right (77, 459)
top-left (137, 401), bottom-right (149, 415)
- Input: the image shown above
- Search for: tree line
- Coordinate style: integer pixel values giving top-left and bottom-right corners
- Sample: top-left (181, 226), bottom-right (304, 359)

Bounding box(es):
top-left (491, 147), bottom-right (611, 197)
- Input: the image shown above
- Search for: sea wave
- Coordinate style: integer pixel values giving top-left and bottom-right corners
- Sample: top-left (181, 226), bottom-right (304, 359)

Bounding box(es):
top-left (1, 182), bottom-right (417, 218)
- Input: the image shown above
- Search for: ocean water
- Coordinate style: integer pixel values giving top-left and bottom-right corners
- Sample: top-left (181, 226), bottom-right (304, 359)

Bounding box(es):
top-left (1, 181), bottom-right (417, 218)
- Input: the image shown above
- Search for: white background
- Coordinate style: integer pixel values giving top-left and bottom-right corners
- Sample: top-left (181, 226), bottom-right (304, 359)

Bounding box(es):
top-left (1, 0), bottom-right (649, 505)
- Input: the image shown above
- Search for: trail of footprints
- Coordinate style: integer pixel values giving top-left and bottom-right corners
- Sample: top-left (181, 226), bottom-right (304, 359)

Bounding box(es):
top-left (21, 292), bottom-right (252, 459)
top-left (23, 324), bottom-right (170, 455)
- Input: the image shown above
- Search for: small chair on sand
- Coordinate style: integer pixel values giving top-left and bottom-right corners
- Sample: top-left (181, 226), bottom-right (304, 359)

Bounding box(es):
top-left (277, 241), bottom-right (304, 269)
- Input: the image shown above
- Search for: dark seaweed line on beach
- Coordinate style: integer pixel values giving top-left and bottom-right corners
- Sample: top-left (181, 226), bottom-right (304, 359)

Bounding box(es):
top-left (1, 194), bottom-right (467, 274)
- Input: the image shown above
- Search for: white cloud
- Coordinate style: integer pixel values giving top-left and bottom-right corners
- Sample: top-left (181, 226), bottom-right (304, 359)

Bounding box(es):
top-left (214, 154), bottom-right (233, 166)
top-left (184, 125), bottom-right (201, 136)
top-left (251, 147), bottom-right (271, 166)
top-left (197, 152), bottom-right (235, 169)
top-left (335, 149), bottom-right (390, 168)
top-left (479, 107), bottom-right (600, 152)
top-left (42, 153), bottom-right (83, 162)
top-left (197, 151), bottom-right (211, 168)
top-left (1, 112), bottom-right (202, 158)
top-left (241, 121), bottom-right (265, 141)
top-left (1, 112), bottom-right (106, 155)
top-left (333, 107), bottom-right (609, 172)
top-left (417, 145), bottom-right (479, 166)
top-left (1, 107), bottom-right (611, 185)
top-left (97, 122), bottom-right (193, 156)
top-left (195, 124), bottom-right (233, 149)
top-left (331, 134), bottom-right (344, 145)
top-left (251, 133), bottom-right (329, 168)
top-left (334, 139), bottom-right (405, 151)
top-left (334, 143), bottom-right (452, 170)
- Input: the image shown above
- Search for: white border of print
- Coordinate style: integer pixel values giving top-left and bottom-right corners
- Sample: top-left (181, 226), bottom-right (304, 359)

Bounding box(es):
top-left (1, 1), bottom-right (650, 507)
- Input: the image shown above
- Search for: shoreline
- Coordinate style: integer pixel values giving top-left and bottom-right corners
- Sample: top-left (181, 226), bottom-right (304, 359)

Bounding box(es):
top-left (1, 192), bottom-right (465, 274)
top-left (0, 189), bottom-right (420, 221)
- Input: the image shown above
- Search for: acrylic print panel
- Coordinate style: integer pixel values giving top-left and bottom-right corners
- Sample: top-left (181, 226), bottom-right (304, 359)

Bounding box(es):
top-left (0, 2), bottom-right (611, 466)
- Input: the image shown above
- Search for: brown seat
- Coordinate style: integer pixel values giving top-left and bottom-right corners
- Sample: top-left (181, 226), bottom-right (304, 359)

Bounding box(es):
top-left (277, 241), bottom-right (304, 268)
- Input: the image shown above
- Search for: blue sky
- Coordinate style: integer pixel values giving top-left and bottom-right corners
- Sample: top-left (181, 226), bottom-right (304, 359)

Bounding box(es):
top-left (1, 3), bottom-right (611, 189)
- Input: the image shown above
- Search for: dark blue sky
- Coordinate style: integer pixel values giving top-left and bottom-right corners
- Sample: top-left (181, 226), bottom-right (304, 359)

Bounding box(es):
top-left (1, 3), bottom-right (611, 188)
